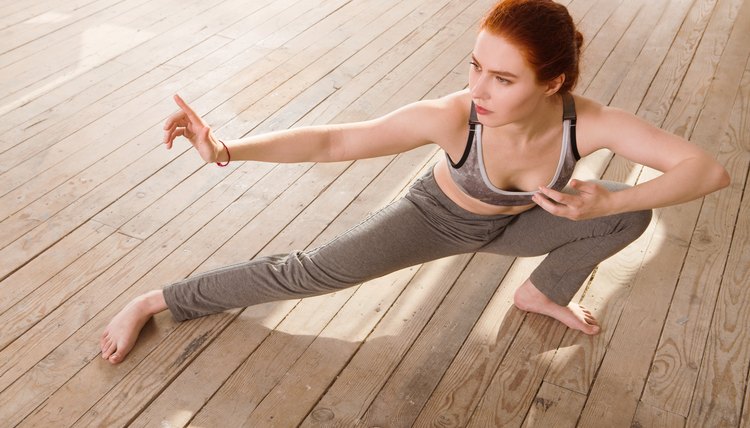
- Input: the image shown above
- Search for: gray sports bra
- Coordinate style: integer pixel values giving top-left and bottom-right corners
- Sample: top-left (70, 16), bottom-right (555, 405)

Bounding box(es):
top-left (447, 93), bottom-right (580, 206)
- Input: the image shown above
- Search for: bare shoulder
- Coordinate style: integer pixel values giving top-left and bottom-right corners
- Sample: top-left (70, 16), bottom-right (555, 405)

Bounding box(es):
top-left (378, 89), bottom-right (470, 151)
top-left (417, 89), bottom-right (470, 135)
top-left (423, 90), bottom-right (472, 150)
top-left (570, 93), bottom-right (706, 171)
top-left (571, 94), bottom-right (658, 156)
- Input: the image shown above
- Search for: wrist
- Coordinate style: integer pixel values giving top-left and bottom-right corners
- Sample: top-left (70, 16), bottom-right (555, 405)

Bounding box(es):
top-left (608, 187), bottom-right (632, 215)
top-left (215, 139), bottom-right (230, 166)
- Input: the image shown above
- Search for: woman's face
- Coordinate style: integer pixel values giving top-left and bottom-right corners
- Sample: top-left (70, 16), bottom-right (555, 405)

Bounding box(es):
top-left (469, 30), bottom-right (553, 128)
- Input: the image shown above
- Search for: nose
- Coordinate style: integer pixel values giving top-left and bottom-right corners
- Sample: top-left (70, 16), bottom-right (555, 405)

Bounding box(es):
top-left (470, 74), bottom-right (490, 100)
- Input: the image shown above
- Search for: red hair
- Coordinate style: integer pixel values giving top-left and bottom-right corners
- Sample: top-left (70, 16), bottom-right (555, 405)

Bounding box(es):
top-left (481, 0), bottom-right (583, 93)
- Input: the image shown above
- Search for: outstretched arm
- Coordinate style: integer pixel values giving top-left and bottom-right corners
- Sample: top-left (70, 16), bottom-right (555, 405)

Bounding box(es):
top-left (533, 103), bottom-right (730, 220)
top-left (163, 93), bottom-right (459, 164)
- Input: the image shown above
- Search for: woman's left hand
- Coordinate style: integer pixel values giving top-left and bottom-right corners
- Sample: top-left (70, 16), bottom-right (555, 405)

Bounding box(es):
top-left (532, 179), bottom-right (614, 220)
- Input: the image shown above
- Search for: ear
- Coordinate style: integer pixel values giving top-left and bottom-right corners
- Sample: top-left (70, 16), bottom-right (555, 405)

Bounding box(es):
top-left (543, 74), bottom-right (565, 96)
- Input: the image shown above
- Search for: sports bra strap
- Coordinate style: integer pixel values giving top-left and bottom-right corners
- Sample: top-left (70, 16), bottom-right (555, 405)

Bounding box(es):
top-left (561, 93), bottom-right (580, 159)
top-left (562, 92), bottom-right (576, 121)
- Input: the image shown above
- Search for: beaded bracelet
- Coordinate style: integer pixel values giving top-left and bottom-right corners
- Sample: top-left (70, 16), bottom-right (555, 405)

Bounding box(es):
top-left (216, 139), bottom-right (230, 167)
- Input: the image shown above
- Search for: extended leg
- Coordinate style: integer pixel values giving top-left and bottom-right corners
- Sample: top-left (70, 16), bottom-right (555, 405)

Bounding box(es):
top-left (100, 172), bottom-right (493, 363)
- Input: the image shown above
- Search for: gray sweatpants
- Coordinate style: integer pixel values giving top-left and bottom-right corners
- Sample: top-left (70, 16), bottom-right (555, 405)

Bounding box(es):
top-left (164, 169), bottom-right (652, 321)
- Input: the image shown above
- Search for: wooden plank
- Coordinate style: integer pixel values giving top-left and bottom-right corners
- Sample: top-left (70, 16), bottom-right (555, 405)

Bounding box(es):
top-left (126, 148), bottom-right (431, 428)
top-left (0, 0), bottom-right (359, 278)
top-left (242, 258), bottom-right (471, 428)
top-left (308, 253), bottom-right (513, 428)
top-left (0, 220), bottom-right (113, 316)
top-left (118, 156), bottom-right (426, 425)
top-left (521, 382), bottom-right (587, 428)
top-left (452, 0), bottom-right (666, 419)
top-left (0, 0), bottom-right (351, 287)
top-left (640, 0), bottom-right (750, 416)
top-left (466, 311), bottom-right (567, 427)
top-left (11, 0), bottom-right (440, 402)
top-left (48, 166), bottom-right (353, 426)
top-left (298, 57), bottom-right (470, 428)
top-left (0, 0), bottom-right (348, 201)
top-left (579, 0), bottom-right (750, 422)
top-left (542, 0), bottom-right (699, 396)
top-left (609, 0), bottom-right (697, 113)
top-left (685, 62), bottom-right (750, 427)
top-left (0, 36), bottom-right (223, 166)
top-left (412, 257), bottom-right (542, 427)
top-left (0, 229), bottom-right (139, 349)
top-left (0, 160), bottom-right (278, 424)
top-left (632, 401), bottom-right (686, 428)
top-left (577, 0), bottom-right (639, 93)
top-left (182, 3), bottom-right (494, 423)
top-left (114, 147), bottom-right (433, 427)
top-left (100, 0), bottom-right (433, 241)
top-left (565, 0), bottom-right (599, 24)
top-left (0, 0), bottom-right (308, 149)
top-left (0, 0), bottom-right (277, 196)
top-left (94, 149), bottom-right (230, 239)
top-left (0, 1), bottom-right (744, 426)
top-left (0, 0), bottom-right (293, 141)
top-left (0, 0), bottom-right (247, 142)
top-left (409, 1), bottom-right (646, 424)
top-left (0, 0), bottom-right (154, 69)
top-left (657, 0), bottom-right (743, 142)
top-left (0, 0), bottom-right (122, 54)
top-left (0, 0), bottom-right (158, 100)
top-left (0, 0), bottom-right (98, 31)
top-left (13, 0), bottom-right (476, 422)
top-left (584, 0), bottom-right (669, 104)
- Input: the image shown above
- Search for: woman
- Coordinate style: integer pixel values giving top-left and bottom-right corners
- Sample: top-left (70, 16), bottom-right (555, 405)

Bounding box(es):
top-left (101, 0), bottom-right (729, 364)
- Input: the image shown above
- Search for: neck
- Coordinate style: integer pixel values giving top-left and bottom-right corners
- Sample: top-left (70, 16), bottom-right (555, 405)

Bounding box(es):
top-left (491, 94), bottom-right (561, 146)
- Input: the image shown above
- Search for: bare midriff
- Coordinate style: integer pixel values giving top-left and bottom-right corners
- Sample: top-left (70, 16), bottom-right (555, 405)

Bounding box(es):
top-left (432, 160), bottom-right (537, 216)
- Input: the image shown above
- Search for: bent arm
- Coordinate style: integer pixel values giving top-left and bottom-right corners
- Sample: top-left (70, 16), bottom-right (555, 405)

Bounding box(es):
top-left (216, 97), bottom-right (458, 164)
top-left (586, 106), bottom-right (730, 214)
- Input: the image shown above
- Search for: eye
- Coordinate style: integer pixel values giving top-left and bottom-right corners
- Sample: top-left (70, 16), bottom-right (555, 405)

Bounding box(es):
top-left (495, 76), bottom-right (511, 84)
top-left (469, 61), bottom-right (480, 70)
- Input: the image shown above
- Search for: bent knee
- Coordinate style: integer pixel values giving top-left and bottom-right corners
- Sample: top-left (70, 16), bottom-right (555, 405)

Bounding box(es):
top-left (621, 208), bottom-right (653, 237)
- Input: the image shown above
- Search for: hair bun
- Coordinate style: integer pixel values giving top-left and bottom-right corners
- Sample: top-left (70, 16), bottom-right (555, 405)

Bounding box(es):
top-left (575, 30), bottom-right (584, 54)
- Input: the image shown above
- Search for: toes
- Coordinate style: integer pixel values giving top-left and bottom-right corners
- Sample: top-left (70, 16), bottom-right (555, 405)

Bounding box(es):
top-left (100, 331), bottom-right (109, 352)
top-left (100, 337), bottom-right (110, 357)
top-left (108, 353), bottom-right (122, 364)
top-left (102, 339), bottom-right (117, 359)
top-left (584, 315), bottom-right (599, 326)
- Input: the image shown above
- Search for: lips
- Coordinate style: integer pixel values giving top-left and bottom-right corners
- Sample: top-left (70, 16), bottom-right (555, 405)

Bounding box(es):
top-left (475, 104), bottom-right (492, 115)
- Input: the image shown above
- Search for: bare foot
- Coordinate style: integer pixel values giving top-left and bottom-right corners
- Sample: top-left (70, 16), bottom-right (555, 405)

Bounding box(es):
top-left (513, 279), bottom-right (601, 335)
top-left (100, 290), bottom-right (167, 364)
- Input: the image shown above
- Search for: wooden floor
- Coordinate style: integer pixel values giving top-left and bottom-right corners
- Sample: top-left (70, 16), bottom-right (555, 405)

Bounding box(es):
top-left (0, 0), bottom-right (748, 426)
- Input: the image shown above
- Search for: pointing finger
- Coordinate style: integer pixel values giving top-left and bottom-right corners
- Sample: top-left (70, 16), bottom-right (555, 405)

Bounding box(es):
top-left (173, 94), bottom-right (203, 125)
